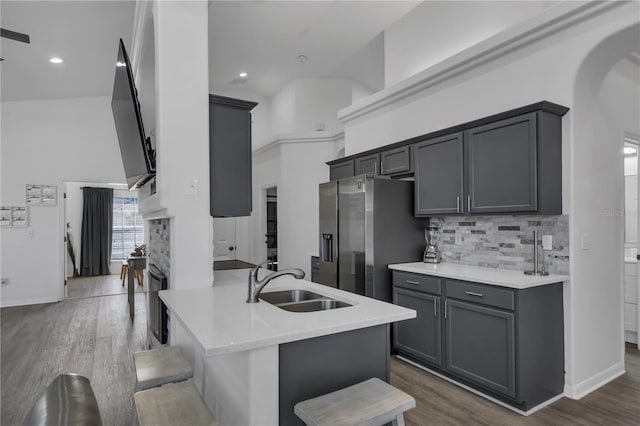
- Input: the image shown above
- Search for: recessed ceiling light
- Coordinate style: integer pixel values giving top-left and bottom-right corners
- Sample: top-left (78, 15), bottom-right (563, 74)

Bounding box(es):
top-left (116, 61), bottom-right (126, 67)
top-left (624, 146), bottom-right (637, 154)
top-left (297, 54), bottom-right (308, 63)
top-left (239, 71), bottom-right (248, 78)
top-left (49, 57), bottom-right (63, 64)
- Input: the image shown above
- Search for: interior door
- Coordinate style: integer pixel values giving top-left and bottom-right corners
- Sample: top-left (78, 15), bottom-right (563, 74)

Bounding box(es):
top-left (213, 217), bottom-right (237, 261)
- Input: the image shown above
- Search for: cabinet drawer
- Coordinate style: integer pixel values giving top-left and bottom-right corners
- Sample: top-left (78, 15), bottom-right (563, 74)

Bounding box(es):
top-left (446, 280), bottom-right (514, 311)
top-left (393, 271), bottom-right (441, 295)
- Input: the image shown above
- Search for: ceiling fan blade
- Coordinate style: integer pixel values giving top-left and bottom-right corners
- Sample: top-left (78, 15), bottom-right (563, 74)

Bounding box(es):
top-left (0, 28), bottom-right (30, 44)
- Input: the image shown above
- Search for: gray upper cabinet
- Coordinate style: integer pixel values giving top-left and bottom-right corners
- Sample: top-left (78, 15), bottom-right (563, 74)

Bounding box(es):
top-left (329, 160), bottom-right (355, 181)
top-left (381, 146), bottom-right (412, 175)
top-left (209, 94), bottom-right (257, 217)
top-left (466, 113), bottom-right (537, 214)
top-left (415, 133), bottom-right (464, 216)
top-left (445, 299), bottom-right (516, 398)
top-left (355, 153), bottom-right (381, 176)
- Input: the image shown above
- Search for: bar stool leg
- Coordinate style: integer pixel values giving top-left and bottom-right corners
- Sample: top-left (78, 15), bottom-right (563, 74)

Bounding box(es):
top-left (392, 414), bottom-right (406, 426)
top-left (122, 264), bottom-right (128, 287)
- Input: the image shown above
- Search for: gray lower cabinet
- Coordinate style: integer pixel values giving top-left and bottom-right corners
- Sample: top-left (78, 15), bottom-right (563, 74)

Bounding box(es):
top-left (209, 94), bottom-right (257, 217)
top-left (329, 160), bottom-right (355, 181)
top-left (392, 271), bottom-right (564, 410)
top-left (393, 288), bottom-right (442, 367)
top-left (414, 133), bottom-right (464, 216)
top-left (355, 153), bottom-right (381, 176)
top-left (445, 299), bottom-right (515, 397)
top-left (310, 256), bottom-right (319, 283)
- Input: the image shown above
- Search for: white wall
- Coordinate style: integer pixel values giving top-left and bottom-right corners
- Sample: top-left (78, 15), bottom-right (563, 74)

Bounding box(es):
top-left (383, 0), bottom-right (558, 87)
top-left (248, 147), bottom-right (281, 266)
top-left (269, 81), bottom-right (297, 136)
top-left (340, 2), bottom-right (640, 398)
top-left (139, 1), bottom-right (212, 296)
top-left (294, 79), bottom-right (353, 134)
top-left (1, 97), bottom-right (126, 307)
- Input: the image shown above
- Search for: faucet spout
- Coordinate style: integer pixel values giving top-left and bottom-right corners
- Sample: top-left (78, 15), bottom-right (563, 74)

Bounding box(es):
top-left (246, 260), bottom-right (305, 303)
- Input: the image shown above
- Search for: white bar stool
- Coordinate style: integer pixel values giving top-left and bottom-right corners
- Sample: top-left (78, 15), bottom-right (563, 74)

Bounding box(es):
top-left (134, 380), bottom-right (217, 426)
top-left (133, 346), bottom-right (193, 392)
top-left (294, 378), bottom-right (415, 426)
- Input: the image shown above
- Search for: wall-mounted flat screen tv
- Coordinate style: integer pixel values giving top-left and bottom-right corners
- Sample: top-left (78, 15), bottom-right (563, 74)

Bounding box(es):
top-left (111, 38), bottom-right (155, 190)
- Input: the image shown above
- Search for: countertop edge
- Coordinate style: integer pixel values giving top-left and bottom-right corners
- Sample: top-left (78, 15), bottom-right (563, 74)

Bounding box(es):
top-left (388, 263), bottom-right (569, 289)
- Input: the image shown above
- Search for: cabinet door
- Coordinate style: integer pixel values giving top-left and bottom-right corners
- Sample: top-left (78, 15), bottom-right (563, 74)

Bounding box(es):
top-left (415, 133), bottom-right (464, 216)
top-left (209, 95), bottom-right (256, 217)
top-left (466, 113), bottom-right (537, 213)
top-left (445, 299), bottom-right (516, 398)
top-left (381, 146), bottom-right (411, 175)
top-left (329, 160), bottom-right (355, 181)
top-left (355, 153), bottom-right (381, 176)
top-left (393, 287), bottom-right (442, 367)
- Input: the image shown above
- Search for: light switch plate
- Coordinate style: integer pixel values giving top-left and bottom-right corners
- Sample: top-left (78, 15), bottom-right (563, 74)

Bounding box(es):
top-left (542, 235), bottom-right (552, 250)
top-left (581, 233), bottom-right (590, 250)
top-left (186, 177), bottom-right (199, 196)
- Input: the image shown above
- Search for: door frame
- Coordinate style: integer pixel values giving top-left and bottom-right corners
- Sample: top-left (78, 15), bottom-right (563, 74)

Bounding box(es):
top-left (261, 184), bottom-right (278, 264)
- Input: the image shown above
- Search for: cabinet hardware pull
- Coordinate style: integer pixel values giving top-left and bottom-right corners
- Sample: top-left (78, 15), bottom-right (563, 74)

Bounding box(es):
top-left (464, 291), bottom-right (484, 297)
top-left (467, 195), bottom-right (471, 212)
top-left (444, 300), bottom-right (448, 319)
top-left (434, 301), bottom-right (437, 316)
top-left (374, 162), bottom-right (378, 175)
top-left (381, 161), bottom-right (384, 174)
top-left (406, 280), bottom-right (420, 285)
top-left (456, 196), bottom-right (460, 213)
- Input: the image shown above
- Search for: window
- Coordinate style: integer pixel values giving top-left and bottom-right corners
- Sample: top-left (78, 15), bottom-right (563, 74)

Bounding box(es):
top-left (111, 196), bottom-right (144, 261)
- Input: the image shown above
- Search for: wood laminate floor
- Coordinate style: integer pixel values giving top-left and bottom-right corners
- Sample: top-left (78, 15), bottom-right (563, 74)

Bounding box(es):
top-left (1, 293), bottom-right (147, 426)
top-left (66, 274), bottom-right (145, 299)
top-left (2, 292), bottom-right (639, 425)
top-left (391, 344), bottom-right (640, 426)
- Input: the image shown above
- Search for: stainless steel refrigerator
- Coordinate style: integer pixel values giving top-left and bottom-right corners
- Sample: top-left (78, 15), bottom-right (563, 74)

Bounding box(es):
top-left (318, 175), bottom-right (425, 302)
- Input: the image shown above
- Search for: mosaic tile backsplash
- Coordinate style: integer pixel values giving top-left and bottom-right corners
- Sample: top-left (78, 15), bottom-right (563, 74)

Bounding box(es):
top-left (148, 218), bottom-right (171, 285)
top-left (429, 215), bottom-right (569, 275)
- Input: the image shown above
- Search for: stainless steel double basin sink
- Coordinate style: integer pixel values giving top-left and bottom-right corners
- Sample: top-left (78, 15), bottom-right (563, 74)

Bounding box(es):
top-left (259, 289), bottom-right (352, 312)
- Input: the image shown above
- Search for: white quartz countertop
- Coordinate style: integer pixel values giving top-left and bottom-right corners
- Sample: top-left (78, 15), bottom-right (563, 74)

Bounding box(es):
top-left (388, 262), bottom-right (569, 289)
top-left (159, 270), bottom-right (415, 357)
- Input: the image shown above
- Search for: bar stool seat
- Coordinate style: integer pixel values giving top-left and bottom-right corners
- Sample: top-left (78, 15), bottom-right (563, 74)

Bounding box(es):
top-left (134, 380), bottom-right (217, 426)
top-left (294, 378), bottom-right (415, 426)
top-left (133, 346), bottom-right (193, 392)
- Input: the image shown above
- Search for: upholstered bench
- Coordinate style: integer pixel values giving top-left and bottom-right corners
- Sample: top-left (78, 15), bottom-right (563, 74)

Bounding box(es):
top-left (294, 378), bottom-right (415, 426)
top-left (134, 380), bottom-right (217, 426)
top-left (133, 346), bottom-right (193, 392)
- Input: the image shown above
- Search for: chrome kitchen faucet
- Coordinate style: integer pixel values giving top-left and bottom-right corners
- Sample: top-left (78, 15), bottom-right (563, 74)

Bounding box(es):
top-left (246, 260), bottom-right (305, 303)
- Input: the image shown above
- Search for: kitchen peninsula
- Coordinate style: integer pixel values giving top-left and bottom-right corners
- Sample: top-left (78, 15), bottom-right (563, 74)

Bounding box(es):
top-left (159, 269), bottom-right (415, 425)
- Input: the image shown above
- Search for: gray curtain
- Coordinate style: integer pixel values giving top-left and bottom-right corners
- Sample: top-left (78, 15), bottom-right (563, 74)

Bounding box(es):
top-left (80, 188), bottom-right (113, 276)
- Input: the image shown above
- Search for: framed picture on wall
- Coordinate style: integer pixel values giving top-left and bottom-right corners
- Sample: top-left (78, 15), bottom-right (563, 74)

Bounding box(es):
top-left (26, 184), bottom-right (57, 206)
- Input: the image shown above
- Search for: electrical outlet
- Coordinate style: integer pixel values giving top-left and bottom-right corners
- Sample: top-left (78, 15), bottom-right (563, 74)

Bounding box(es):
top-left (186, 177), bottom-right (199, 196)
top-left (542, 235), bottom-right (552, 250)
top-left (1, 278), bottom-right (9, 285)
top-left (581, 233), bottom-right (590, 250)
top-left (28, 229), bottom-right (34, 238)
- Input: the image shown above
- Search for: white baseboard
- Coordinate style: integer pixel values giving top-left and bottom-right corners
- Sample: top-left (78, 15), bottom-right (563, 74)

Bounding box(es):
top-left (563, 362), bottom-right (625, 399)
top-left (396, 356), bottom-right (564, 416)
top-left (625, 330), bottom-right (638, 345)
top-left (1, 296), bottom-right (60, 308)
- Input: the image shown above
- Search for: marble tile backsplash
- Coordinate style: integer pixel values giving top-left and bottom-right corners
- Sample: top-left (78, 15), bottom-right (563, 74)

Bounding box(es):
top-left (429, 215), bottom-right (569, 275)
top-left (148, 218), bottom-right (171, 286)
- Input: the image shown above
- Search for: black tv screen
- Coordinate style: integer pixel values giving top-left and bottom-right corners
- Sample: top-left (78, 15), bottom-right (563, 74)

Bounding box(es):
top-left (111, 38), bottom-right (155, 190)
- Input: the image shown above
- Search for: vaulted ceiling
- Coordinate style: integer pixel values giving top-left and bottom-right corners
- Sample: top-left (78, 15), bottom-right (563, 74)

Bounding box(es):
top-left (1, 1), bottom-right (419, 102)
